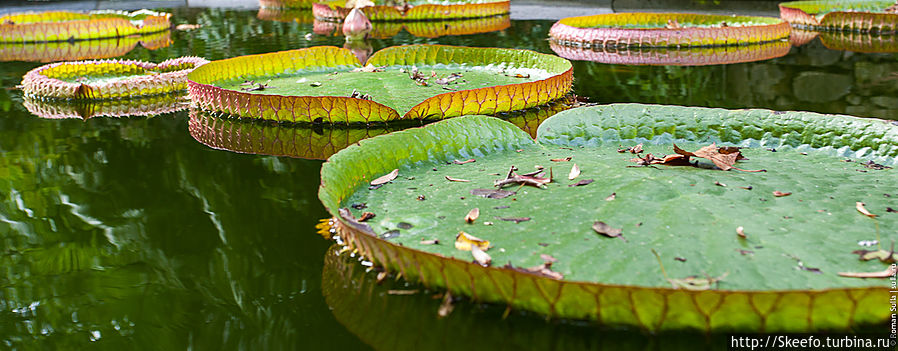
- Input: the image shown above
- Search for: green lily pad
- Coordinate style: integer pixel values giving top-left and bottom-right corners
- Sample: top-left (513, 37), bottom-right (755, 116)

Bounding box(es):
top-left (312, 0), bottom-right (510, 22)
top-left (779, 1), bottom-right (897, 33)
top-left (23, 93), bottom-right (187, 119)
top-left (550, 40), bottom-right (791, 65)
top-left (319, 104), bottom-right (897, 332)
top-left (0, 10), bottom-right (171, 43)
top-left (22, 56), bottom-right (209, 100)
top-left (549, 13), bottom-right (791, 48)
top-left (187, 45), bottom-right (572, 124)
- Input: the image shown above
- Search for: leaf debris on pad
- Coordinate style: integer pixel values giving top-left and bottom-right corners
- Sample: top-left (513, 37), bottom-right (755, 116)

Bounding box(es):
top-left (494, 166), bottom-right (551, 188)
top-left (592, 221), bottom-right (624, 240)
top-left (465, 208), bottom-right (480, 223)
top-left (359, 212), bottom-right (376, 222)
top-left (736, 226), bottom-right (746, 239)
top-left (352, 64), bottom-right (385, 73)
top-left (569, 179), bottom-right (594, 187)
top-left (445, 176), bottom-right (470, 182)
top-left (550, 156), bottom-right (572, 162)
top-left (838, 265), bottom-right (897, 279)
top-left (455, 232), bottom-right (490, 251)
top-left (503, 254), bottom-right (563, 280)
top-left (568, 164), bottom-right (580, 180)
top-left (856, 202), bottom-right (877, 218)
top-left (773, 191), bottom-right (791, 197)
top-left (629, 144), bottom-right (763, 172)
top-left (471, 188), bottom-right (515, 199)
top-left (471, 246), bottom-right (492, 266)
top-left (371, 169), bottom-right (398, 186)
top-left (604, 192), bottom-right (616, 201)
top-left (453, 159), bottom-right (476, 165)
top-left (496, 216), bottom-right (531, 223)
top-left (420, 239), bottom-right (439, 245)
top-left (651, 249), bottom-right (727, 290)
top-left (853, 242), bottom-right (897, 263)
top-left (618, 143), bottom-right (643, 154)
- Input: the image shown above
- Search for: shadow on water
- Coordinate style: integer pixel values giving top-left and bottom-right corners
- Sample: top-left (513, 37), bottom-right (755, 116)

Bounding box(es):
top-left (0, 5), bottom-right (895, 350)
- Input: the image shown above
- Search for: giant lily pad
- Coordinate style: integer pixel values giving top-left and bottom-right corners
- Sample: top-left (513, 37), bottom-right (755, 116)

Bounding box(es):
top-left (549, 40), bottom-right (790, 65)
top-left (0, 31), bottom-right (171, 63)
top-left (779, 0), bottom-right (897, 33)
top-left (791, 29), bottom-right (898, 52)
top-left (22, 56), bottom-right (209, 100)
top-left (0, 10), bottom-right (171, 43)
top-left (312, 15), bottom-right (510, 39)
top-left (312, 0), bottom-right (510, 22)
top-left (549, 13), bottom-right (791, 48)
top-left (319, 104), bottom-right (896, 332)
top-left (187, 45), bottom-right (572, 123)
top-left (23, 93), bottom-right (187, 120)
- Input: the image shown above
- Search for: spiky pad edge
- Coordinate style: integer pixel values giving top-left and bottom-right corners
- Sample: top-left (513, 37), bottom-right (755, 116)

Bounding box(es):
top-left (187, 45), bottom-right (572, 123)
top-left (318, 108), bottom-right (897, 332)
top-left (779, 1), bottom-right (897, 33)
top-left (22, 56), bottom-right (209, 100)
top-left (549, 13), bottom-right (791, 48)
top-left (0, 10), bottom-right (171, 43)
top-left (312, 1), bottom-right (510, 22)
top-left (549, 40), bottom-right (790, 65)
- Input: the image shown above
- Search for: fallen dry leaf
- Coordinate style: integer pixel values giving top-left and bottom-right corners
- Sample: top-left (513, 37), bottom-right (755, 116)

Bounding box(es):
top-left (592, 221), bottom-right (623, 239)
top-left (715, 181), bottom-right (726, 187)
top-left (465, 208), bottom-right (480, 223)
top-left (420, 239), bottom-right (439, 245)
top-left (494, 174), bottom-right (550, 188)
top-left (371, 169), bottom-right (399, 185)
top-left (568, 179), bottom-right (594, 187)
top-left (838, 265), bottom-right (896, 279)
top-left (471, 246), bottom-right (492, 266)
top-left (853, 249), bottom-right (897, 263)
top-left (550, 157), bottom-right (572, 162)
top-left (568, 164), bottom-right (580, 180)
top-left (651, 249), bottom-right (727, 290)
top-left (618, 143), bottom-right (643, 154)
top-left (359, 212), bottom-right (376, 222)
top-left (605, 192), bottom-right (616, 201)
top-left (455, 232), bottom-right (490, 251)
top-left (471, 188), bottom-right (515, 199)
top-left (856, 202), bottom-right (877, 218)
top-left (445, 176), bottom-right (470, 182)
top-left (773, 191), bottom-right (791, 197)
top-left (453, 159), bottom-right (476, 165)
top-left (495, 216), bottom-right (530, 223)
top-left (736, 226), bottom-right (746, 238)
top-left (352, 64), bottom-right (385, 73)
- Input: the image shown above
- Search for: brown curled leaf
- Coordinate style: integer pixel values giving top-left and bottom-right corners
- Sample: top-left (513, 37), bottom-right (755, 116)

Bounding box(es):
top-left (838, 265), bottom-right (897, 279)
top-left (773, 191), bottom-right (791, 197)
top-left (371, 169), bottom-right (398, 185)
top-left (445, 176), bottom-right (470, 182)
top-left (455, 232), bottom-right (489, 251)
top-left (465, 208), bottom-right (480, 223)
top-left (856, 202), bottom-right (877, 218)
top-left (592, 221), bottom-right (623, 239)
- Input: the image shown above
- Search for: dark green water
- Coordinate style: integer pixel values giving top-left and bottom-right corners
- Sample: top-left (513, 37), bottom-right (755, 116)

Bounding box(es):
top-left (0, 7), bottom-right (896, 351)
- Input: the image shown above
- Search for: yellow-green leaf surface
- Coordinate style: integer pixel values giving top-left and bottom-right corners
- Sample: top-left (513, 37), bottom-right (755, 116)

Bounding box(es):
top-left (0, 10), bottom-right (171, 43)
top-left (22, 56), bottom-right (209, 100)
top-left (187, 45), bottom-right (572, 124)
top-left (318, 104), bottom-right (896, 332)
top-left (779, 1), bottom-right (897, 32)
top-left (549, 13), bottom-right (791, 48)
top-left (312, 0), bottom-right (510, 22)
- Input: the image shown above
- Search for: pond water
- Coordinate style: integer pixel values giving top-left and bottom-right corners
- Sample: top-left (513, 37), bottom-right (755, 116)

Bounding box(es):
top-left (1, 4), bottom-right (896, 350)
